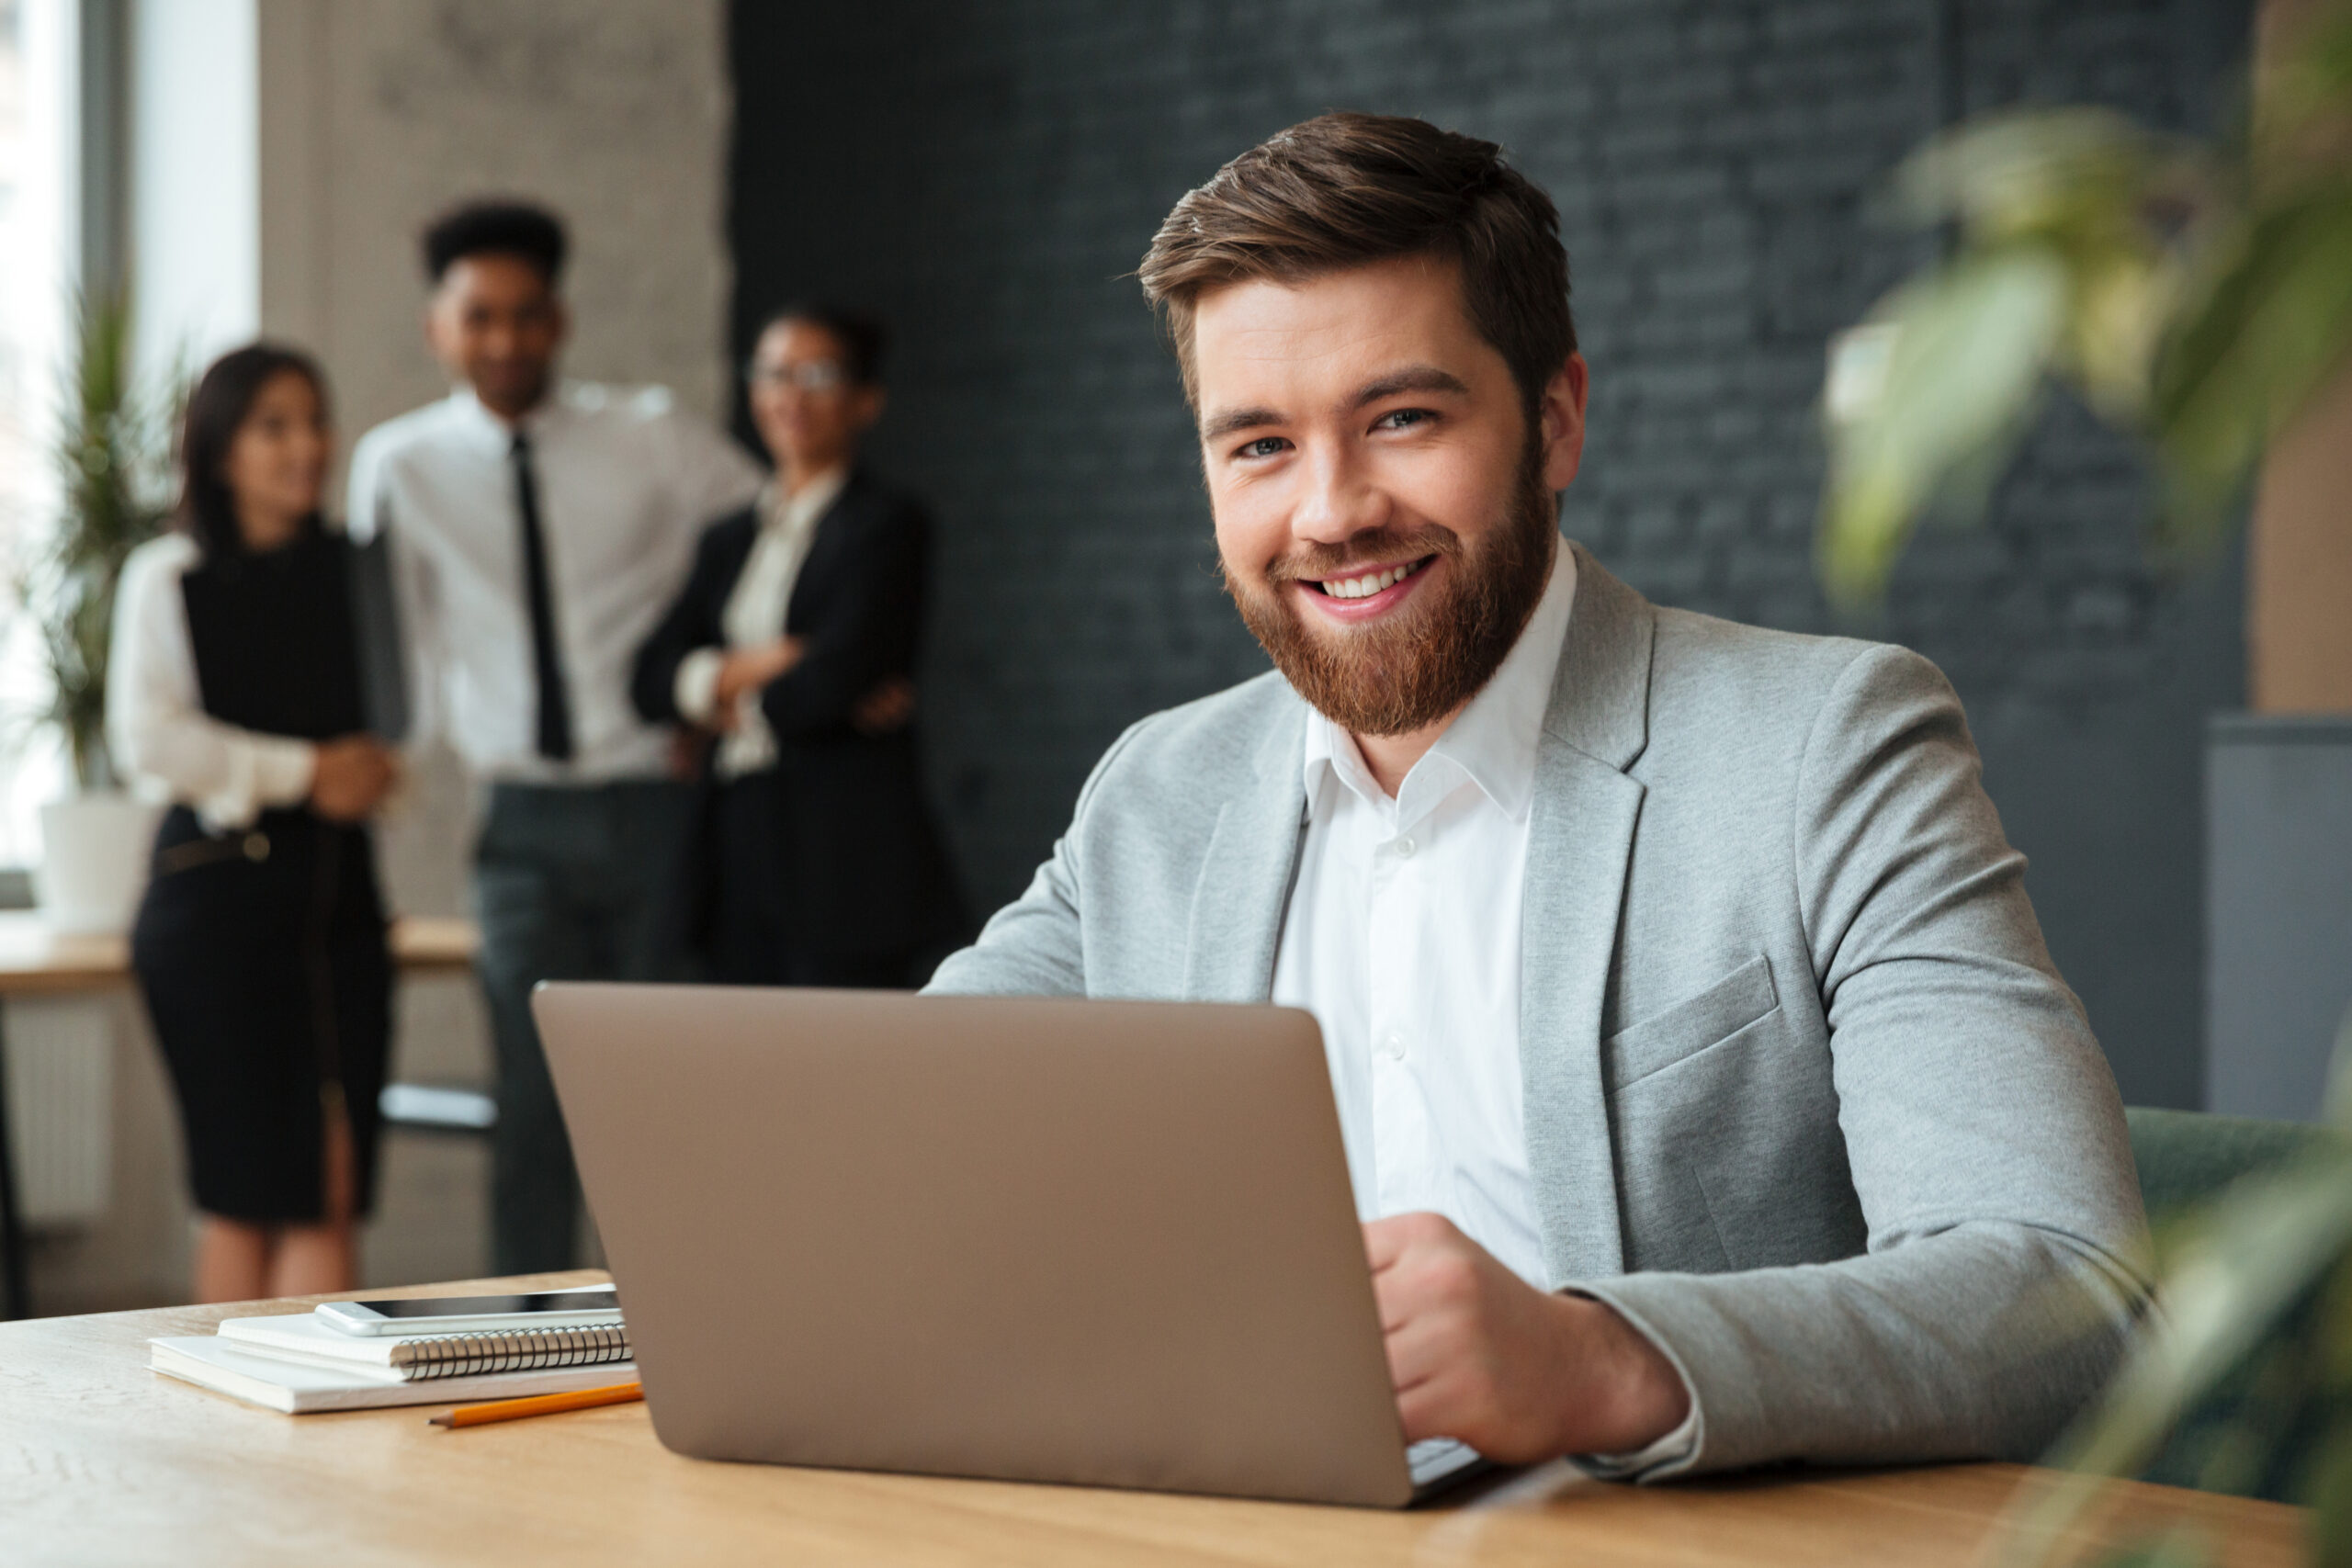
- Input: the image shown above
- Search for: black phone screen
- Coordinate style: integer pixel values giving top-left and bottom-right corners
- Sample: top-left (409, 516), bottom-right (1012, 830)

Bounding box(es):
top-left (355, 1288), bottom-right (619, 1320)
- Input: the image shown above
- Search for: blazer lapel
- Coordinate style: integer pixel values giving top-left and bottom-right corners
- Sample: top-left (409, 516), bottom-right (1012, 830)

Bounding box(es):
top-left (1521, 544), bottom-right (1656, 1286)
top-left (1181, 694), bottom-right (1309, 1002)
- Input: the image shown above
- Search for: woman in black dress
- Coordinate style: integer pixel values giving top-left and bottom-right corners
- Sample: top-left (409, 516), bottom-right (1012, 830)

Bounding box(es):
top-left (109, 345), bottom-right (399, 1302)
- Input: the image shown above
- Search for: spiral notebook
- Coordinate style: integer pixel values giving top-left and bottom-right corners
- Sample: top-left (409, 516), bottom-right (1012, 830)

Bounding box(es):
top-left (214, 1312), bottom-right (633, 1380)
top-left (150, 1335), bottom-right (638, 1415)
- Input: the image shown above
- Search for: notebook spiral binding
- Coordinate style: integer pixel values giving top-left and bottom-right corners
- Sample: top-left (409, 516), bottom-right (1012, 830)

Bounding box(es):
top-left (390, 1325), bottom-right (633, 1381)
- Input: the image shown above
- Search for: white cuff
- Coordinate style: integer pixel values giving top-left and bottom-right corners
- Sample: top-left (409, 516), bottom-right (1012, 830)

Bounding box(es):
top-left (1571, 1404), bottom-right (1701, 1481)
top-left (193, 736), bottom-right (317, 832)
top-left (674, 648), bottom-right (725, 726)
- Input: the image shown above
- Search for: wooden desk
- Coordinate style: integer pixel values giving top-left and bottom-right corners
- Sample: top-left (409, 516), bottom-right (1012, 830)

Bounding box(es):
top-left (0, 1272), bottom-right (2309, 1567)
top-left (0, 910), bottom-right (479, 995)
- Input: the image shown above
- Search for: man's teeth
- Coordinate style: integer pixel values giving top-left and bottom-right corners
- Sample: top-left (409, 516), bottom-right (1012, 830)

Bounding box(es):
top-left (1321, 562), bottom-right (1416, 600)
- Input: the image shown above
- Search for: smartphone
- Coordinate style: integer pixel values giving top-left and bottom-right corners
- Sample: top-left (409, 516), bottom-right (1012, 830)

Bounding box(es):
top-left (314, 1286), bottom-right (622, 1337)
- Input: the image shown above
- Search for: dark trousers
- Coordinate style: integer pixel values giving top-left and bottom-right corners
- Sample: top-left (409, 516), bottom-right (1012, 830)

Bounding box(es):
top-left (473, 779), bottom-right (694, 1274)
top-left (709, 773), bottom-right (923, 989)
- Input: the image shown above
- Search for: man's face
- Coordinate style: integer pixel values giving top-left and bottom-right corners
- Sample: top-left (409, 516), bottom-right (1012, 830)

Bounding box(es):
top-left (424, 254), bottom-right (567, 420)
top-left (1193, 255), bottom-right (1588, 738)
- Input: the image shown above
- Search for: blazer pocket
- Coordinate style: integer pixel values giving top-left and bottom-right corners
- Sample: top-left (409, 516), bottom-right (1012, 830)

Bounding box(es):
top-left (1606, 954), bottom-right (1780, 1092)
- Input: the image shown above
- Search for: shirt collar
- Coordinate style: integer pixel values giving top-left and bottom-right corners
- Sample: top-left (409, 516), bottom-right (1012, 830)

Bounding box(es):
top-left (756, 467), bottom-right (850, 536)
top-left (449, 381), bottom-right (573, 450)
top-left (1300, 537), bottom-right (1577, 827)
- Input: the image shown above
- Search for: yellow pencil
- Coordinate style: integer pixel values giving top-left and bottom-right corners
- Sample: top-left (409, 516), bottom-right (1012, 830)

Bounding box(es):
top-left (428, 1382), bottom-right (644, 1428)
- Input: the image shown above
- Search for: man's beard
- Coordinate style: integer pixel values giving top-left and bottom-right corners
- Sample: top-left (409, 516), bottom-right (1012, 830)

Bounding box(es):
top-left (1221, 440), bottom-right (1557, 738)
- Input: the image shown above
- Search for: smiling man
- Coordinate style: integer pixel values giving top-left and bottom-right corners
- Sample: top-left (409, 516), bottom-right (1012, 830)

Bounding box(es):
top-left (927, 113), bottom-right (2152, 1477)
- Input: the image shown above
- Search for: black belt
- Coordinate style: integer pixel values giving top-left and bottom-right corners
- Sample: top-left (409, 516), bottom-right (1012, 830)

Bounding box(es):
top-left (153, 829), bottom-right (274, 877)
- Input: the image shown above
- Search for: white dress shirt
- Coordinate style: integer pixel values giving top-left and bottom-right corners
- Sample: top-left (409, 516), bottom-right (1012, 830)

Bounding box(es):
top-left (346, 381), bottom-right (764, 784)
top-left (1270, 543), bottom-right (1698, 1472)
top-left (671, 468), bottom-right (848, 779)
top-left (107, 533), bottom-right (318, 830)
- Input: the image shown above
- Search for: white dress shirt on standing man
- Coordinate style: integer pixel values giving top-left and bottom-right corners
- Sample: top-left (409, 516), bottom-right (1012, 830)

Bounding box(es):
top-left (1270, 543), bottom-right (1697, 1469)
top-left (345, 380), bottom-right (764, 783)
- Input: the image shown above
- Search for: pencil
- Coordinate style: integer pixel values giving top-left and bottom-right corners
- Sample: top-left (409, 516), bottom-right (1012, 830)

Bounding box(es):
top-left (428, 1382), bottom-right (644, 1427)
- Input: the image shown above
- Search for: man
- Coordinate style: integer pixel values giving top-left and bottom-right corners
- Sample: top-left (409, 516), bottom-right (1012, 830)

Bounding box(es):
top-left (348, 201), bottom-right (764, 1274)
top-left (928, 114), bottom-right (2152, 1476)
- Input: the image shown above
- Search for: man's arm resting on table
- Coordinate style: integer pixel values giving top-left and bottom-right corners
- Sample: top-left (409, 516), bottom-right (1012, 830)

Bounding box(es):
top-left (1364, 1213), bottom-right (1692, 1465)
top-left (1564, 643), bottom-right (2154, 1479)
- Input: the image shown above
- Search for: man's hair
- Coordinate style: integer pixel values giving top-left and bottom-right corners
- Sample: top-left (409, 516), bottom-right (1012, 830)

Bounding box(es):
top-left (757, 302), bottom-right (888, 386)
top-left (422, 199), bottom-right (569, 286)
top-left (1138, 112), bottom-right (1576, 412)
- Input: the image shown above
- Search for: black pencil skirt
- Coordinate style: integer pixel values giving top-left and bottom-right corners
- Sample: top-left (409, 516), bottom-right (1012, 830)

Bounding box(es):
top-left (130, 805), bottom-right (391, 1223)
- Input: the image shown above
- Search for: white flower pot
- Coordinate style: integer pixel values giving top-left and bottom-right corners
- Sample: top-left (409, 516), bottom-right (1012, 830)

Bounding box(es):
top-left (35, 792), bottom-right (164, 935)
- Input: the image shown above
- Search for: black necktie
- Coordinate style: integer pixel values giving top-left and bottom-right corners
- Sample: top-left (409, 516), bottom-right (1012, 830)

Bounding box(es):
top-left (511, 433), bottom-right (573, 761)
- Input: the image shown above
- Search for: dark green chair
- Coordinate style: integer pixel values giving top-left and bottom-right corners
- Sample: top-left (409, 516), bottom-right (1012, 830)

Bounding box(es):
top-left (2122, 1105), bottom-right (2346, 1503)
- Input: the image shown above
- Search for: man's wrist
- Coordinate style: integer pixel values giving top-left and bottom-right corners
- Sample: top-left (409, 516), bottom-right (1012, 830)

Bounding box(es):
top-left (1550, 1292), bottom-right (1692, 1457)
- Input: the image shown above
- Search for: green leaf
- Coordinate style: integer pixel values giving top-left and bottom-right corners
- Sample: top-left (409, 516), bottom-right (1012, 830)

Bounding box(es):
top-left (2153, 177), bottom-right (2352, 540)
top-left (1818, 245), bottom-right (2069, 604)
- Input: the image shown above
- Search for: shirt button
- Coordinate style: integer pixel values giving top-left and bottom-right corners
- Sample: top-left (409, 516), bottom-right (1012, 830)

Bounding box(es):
top-left (1379, 1030), bottom-right (1408, 1061)
top-left (1393, 834), bottom-right (1417, 858)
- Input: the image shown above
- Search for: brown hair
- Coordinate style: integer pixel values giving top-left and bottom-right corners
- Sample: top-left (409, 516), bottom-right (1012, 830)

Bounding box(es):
top-left (1138, 112), bottom-right (1577, 412)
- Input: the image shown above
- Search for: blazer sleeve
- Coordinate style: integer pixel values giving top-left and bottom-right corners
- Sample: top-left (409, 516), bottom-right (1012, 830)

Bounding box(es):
top-left (922, 716), bottom-right (1157, 998)
top-left (631, 521), bottom-right (740, 725)
top-left (1567, 645), bottom-right (2154, 1477)
top-left (757, 492), bottom-right (931, 741)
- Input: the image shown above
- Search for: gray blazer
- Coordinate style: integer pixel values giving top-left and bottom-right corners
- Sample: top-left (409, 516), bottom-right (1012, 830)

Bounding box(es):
top-left (929, 541), bottom-right (2152, 1475)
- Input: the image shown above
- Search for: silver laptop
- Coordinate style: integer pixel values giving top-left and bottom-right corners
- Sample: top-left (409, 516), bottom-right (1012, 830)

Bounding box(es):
top-left (532, 983), bottom-right (1486, 1507)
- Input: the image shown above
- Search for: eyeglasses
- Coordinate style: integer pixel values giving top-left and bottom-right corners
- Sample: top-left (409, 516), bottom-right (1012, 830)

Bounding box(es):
top-left (744, 359), bottom-right (851, 393)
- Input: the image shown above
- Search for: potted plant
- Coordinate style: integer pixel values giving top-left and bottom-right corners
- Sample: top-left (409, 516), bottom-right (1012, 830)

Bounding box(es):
top-left (14, 286), bottom-right (175, 932)
top-left (1814, 3), bottom-right (2352, 1557)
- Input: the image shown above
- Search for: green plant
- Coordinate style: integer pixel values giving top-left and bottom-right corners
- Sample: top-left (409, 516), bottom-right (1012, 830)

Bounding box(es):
top-left (1817, 0), bottom-right (2352, 604)
top-left (12, 285), bottom-right (178, 789)
top-left (1995, 1017), bottom-right (2352, 1567)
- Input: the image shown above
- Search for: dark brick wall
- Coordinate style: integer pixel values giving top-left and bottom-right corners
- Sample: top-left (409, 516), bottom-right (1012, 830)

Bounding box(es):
top-left (728, 0), bottom-right (2250, 1107)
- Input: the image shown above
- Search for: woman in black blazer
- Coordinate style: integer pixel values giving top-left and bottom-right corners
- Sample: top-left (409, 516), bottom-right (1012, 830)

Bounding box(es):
top-left (633, 306), bottom-right (961, 987)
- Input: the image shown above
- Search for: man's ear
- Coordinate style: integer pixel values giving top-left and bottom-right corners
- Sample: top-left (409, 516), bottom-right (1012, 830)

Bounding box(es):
top-left (1540, 352), bottom-right (1589, 492)
top-left (548, 298), bottom-right (572, 353)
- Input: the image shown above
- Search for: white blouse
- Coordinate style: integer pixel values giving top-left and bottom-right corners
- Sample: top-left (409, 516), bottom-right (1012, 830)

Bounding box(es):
top-left (106, 533), bottom-right (318, 832)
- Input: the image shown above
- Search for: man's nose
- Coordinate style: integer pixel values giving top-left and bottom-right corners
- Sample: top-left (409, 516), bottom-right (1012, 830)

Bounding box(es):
top-left (1292, 440), bottom-right (1386, 548)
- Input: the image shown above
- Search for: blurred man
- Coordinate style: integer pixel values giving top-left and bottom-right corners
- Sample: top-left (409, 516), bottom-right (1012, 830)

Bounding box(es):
top-left (348, 200), bottom-right (763, 1273)
top-left (928, 115), bottom-right (2152, 1477)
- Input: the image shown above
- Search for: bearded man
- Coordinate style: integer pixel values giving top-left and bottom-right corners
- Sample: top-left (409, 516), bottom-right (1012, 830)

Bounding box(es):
top-left (926, 112), bottom-right (2152, 1478)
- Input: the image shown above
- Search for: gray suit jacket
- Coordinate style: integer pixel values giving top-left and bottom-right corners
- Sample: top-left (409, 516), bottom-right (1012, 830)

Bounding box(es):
top-left (929, 541), bottom-right (2152, 1475)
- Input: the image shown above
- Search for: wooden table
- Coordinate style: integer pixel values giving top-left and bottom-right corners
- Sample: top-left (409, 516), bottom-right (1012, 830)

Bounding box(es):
top-left (0, 912), bottom-right (481, 1319)
top-left (0, 910), bottom-right (479, 995)
top-left (0, 1271), bottom-right (2310, 1567)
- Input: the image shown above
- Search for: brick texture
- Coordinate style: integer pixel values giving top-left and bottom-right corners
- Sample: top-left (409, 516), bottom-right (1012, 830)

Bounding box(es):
top-left (729, 0), bottom-right (2250, 1104)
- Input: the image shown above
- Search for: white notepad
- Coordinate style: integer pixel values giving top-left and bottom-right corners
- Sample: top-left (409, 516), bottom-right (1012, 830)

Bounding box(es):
top-left (149, 1335), bottom-right (639, 1414)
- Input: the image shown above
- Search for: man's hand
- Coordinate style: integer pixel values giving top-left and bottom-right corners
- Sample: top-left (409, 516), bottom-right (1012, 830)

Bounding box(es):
top-left (852, 676), bottom-right (917, 737)
top-left (310, 736), bottom-right (398, 822)
top-left (710, 637), bottom-right (804, 726)
top-left (1364, 1213), bottom-right (1690, 1464)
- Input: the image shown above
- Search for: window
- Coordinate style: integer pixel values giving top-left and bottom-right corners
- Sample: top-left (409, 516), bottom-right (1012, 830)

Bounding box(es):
top-left (0, 0), bottom-right (87, 871)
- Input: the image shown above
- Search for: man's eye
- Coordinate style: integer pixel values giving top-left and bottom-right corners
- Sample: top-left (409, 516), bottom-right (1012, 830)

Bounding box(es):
top-left (1235, 436), bottom-right (1289, 460)
top-left (1374, 408), bottom-right (1435, 432)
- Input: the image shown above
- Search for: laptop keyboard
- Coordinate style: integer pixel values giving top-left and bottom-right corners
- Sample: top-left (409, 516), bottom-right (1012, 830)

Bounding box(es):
top-left (1408, 1438), bottom-right (1483, 1489)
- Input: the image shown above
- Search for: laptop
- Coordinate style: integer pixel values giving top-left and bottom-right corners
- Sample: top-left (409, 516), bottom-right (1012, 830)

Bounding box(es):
top-left (532, 983), bottom-right (1487, 1507)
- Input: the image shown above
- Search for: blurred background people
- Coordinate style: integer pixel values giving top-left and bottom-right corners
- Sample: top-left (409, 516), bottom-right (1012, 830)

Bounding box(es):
top-left (109, 345), bottom-right (397, 1303)
top-left (634, 306), bottom-right (963, 988)
top-left (345, 200), bottom-right (764, 1275)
